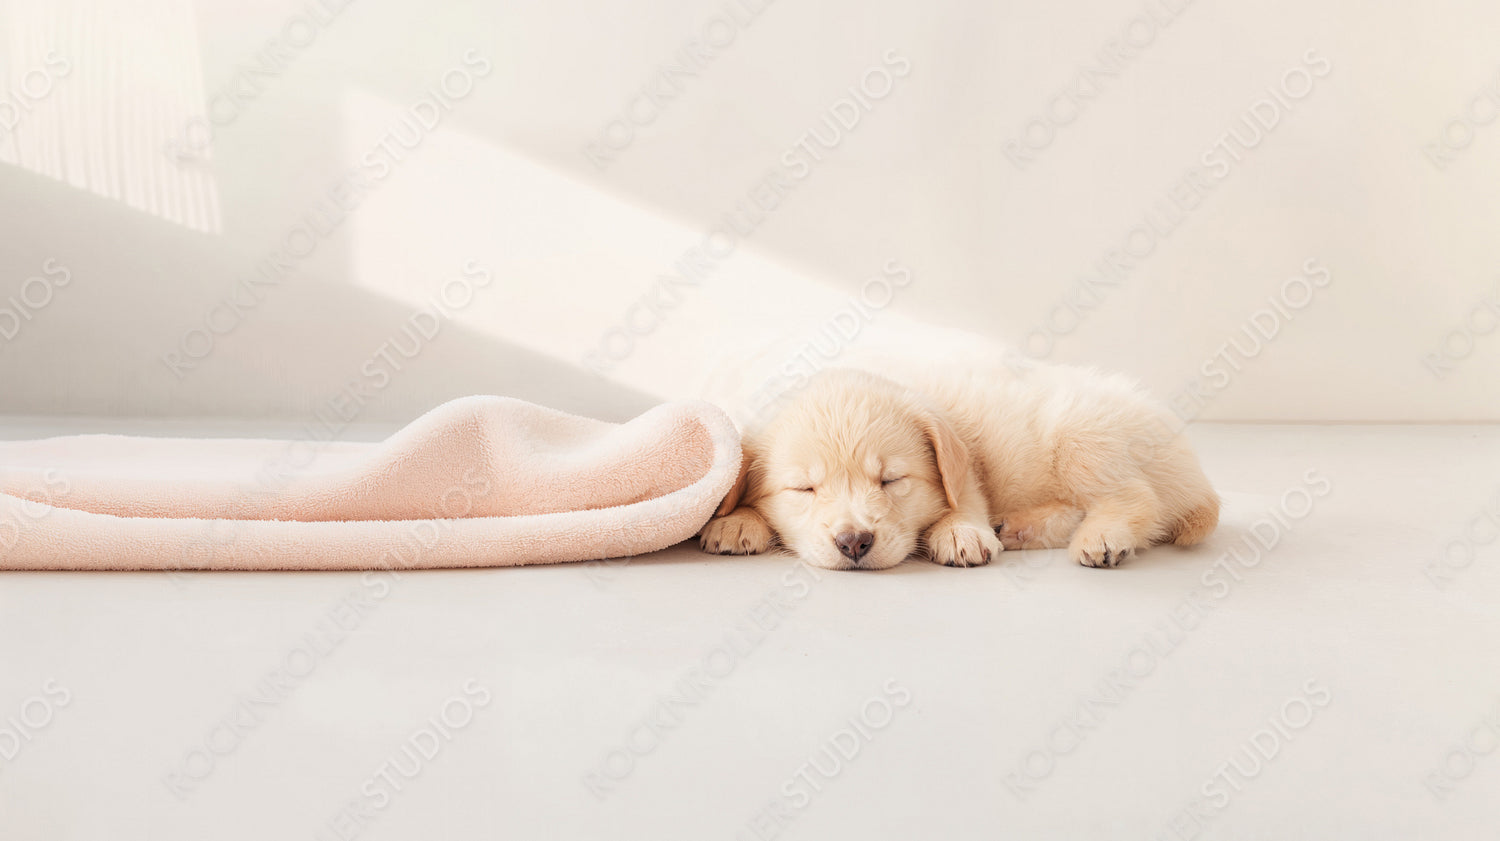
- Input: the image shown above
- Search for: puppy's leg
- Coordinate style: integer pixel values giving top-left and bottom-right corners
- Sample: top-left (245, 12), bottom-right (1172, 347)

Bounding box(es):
top-left (925, 486), bottom-right (1002, 568)
top-left (699, 507), bottom-right (774, 555)
top-left (1069, 480), bottom-right (1160, 568)
top-left (996, 502), bottom-right (1085, 550)
top-left (915, 404), bottom-right (1001, 568)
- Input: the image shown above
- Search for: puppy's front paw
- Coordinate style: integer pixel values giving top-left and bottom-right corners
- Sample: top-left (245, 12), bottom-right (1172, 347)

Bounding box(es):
top-left (1069, 526), bottom-right (1137, 569)
top-left (699, 509), bottom-right (773, 555)
top-left (926, 516), bottom-right (1001, 568)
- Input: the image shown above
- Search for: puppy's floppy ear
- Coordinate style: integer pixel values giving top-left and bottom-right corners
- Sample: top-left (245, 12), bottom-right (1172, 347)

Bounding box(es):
top-left (715, 441), bottom-right (759, 516)
top-left (917, 407), bottom-right (971, 511)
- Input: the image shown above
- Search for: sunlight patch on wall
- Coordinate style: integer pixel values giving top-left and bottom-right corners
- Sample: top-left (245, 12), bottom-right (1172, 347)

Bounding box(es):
top-left (328, 84), bottom-right (939, 416)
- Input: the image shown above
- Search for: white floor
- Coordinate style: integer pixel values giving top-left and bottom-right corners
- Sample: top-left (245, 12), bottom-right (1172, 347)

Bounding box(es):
top-left (2, 423), bottom-right (1498, 840)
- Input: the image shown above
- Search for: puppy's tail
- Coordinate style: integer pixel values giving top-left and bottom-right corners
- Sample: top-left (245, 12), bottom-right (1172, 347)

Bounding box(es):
top-left (1168, 496), bottom-right (1220, 546)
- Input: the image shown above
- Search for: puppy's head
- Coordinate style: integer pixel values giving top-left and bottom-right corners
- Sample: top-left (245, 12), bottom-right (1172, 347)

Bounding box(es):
top-left (724, 370), bottom-right (970, 570)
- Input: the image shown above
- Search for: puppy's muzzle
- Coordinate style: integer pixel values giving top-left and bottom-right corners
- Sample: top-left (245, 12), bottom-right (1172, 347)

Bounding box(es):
top-left (834, 530), bottom-right (874, 561)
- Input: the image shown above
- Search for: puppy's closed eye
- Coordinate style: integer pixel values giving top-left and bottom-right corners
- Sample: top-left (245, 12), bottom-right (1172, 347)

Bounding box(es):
top-left (881, 476), bottom-right (905, 487)
top-left (789, 486), bottom-right (815, 494)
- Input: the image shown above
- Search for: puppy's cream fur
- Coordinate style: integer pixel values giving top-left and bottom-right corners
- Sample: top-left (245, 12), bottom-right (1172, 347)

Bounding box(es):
top-left (700, 363), bottom-right (1219, 570)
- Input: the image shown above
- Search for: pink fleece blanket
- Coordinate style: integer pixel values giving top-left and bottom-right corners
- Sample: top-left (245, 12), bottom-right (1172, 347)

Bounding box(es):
top-left (0, 396), bottom-right (741, 571)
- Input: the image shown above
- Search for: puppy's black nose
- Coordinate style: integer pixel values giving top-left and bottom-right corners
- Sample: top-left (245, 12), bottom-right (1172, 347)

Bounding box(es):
top-left (834, 530), bottom-right (874, 561)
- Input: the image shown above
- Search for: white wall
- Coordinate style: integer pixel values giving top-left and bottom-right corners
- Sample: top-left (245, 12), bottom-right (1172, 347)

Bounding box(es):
top-left (0, 0), bottom-right (1496, 424)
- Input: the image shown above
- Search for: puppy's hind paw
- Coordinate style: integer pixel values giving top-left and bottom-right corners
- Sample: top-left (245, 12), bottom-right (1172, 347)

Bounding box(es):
top-left (996, 503), bottom-right (1084, 550)
top-left (996, 521), bottom-right (1034, 551)
top-left (699, 509), bottom-right (774, 555)
top-left (926, 516), bottom-right (1002, 568)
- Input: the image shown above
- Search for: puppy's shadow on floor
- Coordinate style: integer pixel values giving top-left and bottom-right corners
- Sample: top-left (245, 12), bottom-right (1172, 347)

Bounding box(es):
top-left (655, 521), bottom-right (1246, 577)
top-left (883, 556), bottom-right (1008, 575)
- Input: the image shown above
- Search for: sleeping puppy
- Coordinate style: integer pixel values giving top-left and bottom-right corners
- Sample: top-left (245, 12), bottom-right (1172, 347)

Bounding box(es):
top-left (699, 364), bottom-right (1219, 570)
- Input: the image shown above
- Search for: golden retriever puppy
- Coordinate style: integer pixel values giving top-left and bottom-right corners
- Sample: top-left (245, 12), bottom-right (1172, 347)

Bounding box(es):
top-left (700, 365), bottom-right (1219, 570)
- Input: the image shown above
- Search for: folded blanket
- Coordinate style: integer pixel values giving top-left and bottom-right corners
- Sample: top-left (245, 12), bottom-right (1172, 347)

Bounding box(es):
top-left (0, 396), bottom-right (741, 571)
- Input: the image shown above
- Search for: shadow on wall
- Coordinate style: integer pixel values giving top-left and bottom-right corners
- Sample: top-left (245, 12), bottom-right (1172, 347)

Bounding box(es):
top-left (0, 160), bottom-right (658, 424)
